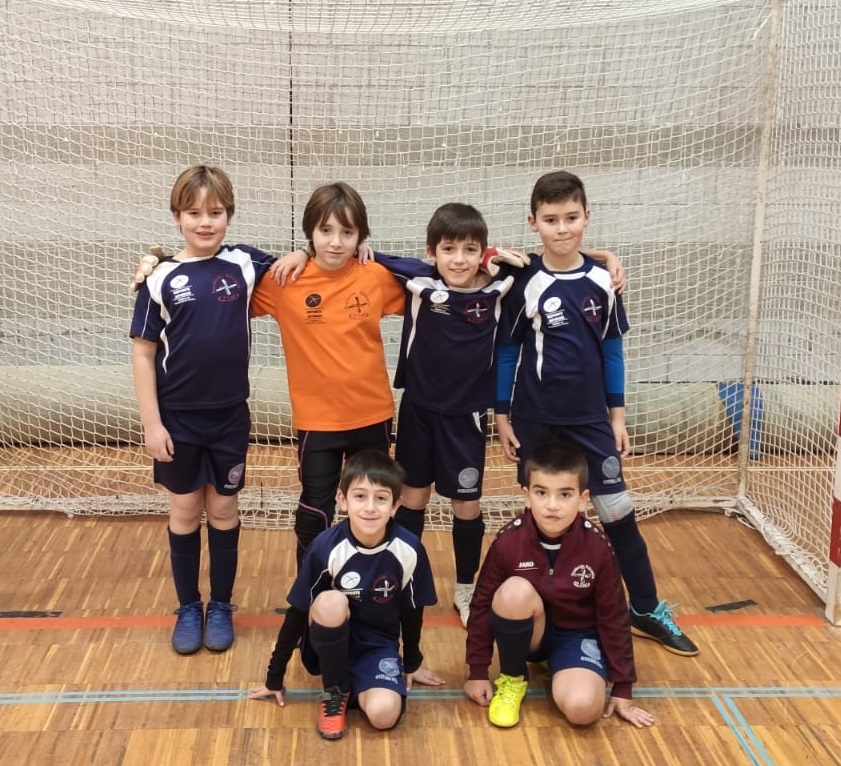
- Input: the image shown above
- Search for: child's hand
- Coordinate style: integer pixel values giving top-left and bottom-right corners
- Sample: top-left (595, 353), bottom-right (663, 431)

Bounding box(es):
top-left (494, 414), bottom-right (520, 463)
top-left (604, 696), bottom-right (654, 728)
top-left (608, 409), bottom-right (630, 457)
top-left (599, 250), bottom-right (626, 294)
top-left (247, 685), bottom-right (286, 707)
top-left (356, 241), bottom-right (374, 264)
top-left (130, 246), bottom-right (163, 294)
top-left (406, 666), bottom-right (445, 690)
top-left (269, 250), bottom-right (309, 285)
top-left (583, 248), bottom-right (625, 294)
top-left (481, 247), bottom-right (530, 277)
top-left (144, 423), bottom-right (174, 462)
top-left (463, 679), bottom-right (494, 706)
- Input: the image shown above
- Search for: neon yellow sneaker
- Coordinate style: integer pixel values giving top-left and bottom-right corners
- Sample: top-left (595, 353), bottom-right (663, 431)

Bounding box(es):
top-left (488, 673), bottom-right (528, 728)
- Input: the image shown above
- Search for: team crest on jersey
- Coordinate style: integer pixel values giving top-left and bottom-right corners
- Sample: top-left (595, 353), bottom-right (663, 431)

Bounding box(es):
top-left (371, 575), bottom-right (397, 603)
top-left (212, 273), bottom-right (241, 302)
top-left (305, 293), bottom-right (322, 308)
top-left (430, 290), bottom-right (449, 304)
top-left (571, 564), bottom-right (595, 589)
top-left (580, 294), bottom-right (604, 323)
top-left (543, 296), bottom-right (562, 313)
top-left (464, 300), bottom-right (491, 325)
top-left (346, 291), bottom-right (371, 319)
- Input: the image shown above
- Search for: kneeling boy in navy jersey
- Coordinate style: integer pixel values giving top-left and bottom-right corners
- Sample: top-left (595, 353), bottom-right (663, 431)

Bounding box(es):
top-left (248, 450), bottom-right (444, 740)
top-left (464, 441), bottom-right (654, 729)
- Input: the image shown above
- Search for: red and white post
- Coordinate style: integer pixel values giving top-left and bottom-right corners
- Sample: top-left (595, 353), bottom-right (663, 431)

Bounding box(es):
top-left (826, 405), bottom-right (841, 625)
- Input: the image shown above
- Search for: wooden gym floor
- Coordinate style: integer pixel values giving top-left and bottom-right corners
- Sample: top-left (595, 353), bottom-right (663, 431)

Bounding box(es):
top-left (1, 509), bottom-right (840, 766)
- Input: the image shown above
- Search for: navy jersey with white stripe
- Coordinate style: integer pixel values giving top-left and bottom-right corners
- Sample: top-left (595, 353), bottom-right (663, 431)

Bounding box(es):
top-left (499, 253), bottom-right (629, 425)
top-left (289, 518), bottom-right (437, 655)
top-left (129, 245), bottom-right (274, 410)
top-left (374, 251), bottom-right (515, 413)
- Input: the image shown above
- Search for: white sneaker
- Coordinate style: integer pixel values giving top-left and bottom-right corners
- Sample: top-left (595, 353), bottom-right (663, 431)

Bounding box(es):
top-left (453, 582), bottom-right (475, 627)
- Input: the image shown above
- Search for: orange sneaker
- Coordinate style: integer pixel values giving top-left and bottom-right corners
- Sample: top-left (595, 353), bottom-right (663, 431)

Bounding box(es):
top-left (316, 686), bottom-right (350, 740)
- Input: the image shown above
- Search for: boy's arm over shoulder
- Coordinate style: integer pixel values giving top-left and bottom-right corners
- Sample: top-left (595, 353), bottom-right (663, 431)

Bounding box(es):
top-left (373, 250), bottom-right (434, 281)
top-left (366, 259), bottom-right (405, 317)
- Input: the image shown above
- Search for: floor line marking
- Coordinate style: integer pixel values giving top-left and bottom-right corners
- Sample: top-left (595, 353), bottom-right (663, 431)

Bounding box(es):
top-left (0, 611), bottom-right (827, 632)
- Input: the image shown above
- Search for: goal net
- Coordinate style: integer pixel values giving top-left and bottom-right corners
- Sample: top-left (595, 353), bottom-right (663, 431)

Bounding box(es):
top-left (2, 0), bottom-right (840, 601)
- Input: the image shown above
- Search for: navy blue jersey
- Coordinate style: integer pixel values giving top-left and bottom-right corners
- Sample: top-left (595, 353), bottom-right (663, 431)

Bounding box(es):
top-left (374, 251), bottom-right (515, 413)
top-left (498, 254), bottom-right (629, 425)
top-left (129, 244), bottom-right (274, 410)
top-left (289, 518), bottom-right (437, 655)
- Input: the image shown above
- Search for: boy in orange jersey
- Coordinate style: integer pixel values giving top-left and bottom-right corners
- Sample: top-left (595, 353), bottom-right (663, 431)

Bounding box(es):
top-left (251, 182), bottom-right (405, 566)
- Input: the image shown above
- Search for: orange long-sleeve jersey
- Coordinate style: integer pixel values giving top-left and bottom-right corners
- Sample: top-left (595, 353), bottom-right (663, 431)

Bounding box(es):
top-left (251, 259), bottom-right (405, 431)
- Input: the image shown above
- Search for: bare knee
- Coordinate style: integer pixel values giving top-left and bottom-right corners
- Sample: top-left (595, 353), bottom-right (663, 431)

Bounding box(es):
top-left (492, 576), bottom-right (542, 619)
top-left (359, 689), bottom-right (402, 730)
top-left (309, 590), bottom-right (350, 627)
top-left (556, 693), bottom-right (603, 726)
top-left (551, 669), bottom-right (606, 726)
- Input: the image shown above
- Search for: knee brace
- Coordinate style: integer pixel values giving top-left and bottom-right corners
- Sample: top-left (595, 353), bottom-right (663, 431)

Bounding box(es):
top-left (591, 491), bottom-right (634, 524)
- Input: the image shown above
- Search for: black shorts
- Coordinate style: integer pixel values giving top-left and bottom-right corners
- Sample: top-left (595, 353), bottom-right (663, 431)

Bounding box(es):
top-left (154, 402), bottom-right (250, 496)
top-left (395, 397), bottom-right (486, 501)
top-left (512, 418), bottom-right (627, 496)
top-left (297, 420), bottom-right (392, 522)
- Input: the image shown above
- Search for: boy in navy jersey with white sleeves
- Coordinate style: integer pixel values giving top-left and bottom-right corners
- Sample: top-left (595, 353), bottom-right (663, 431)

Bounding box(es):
top-left (373, 203), bottom-right (520, 627)
top-left (495, 170), bottom-right (698, 657)
top-left (247, 450), bottom-right (444, 740)
top-left (464, 441), bottom-right (654, 729)
top-left (130, 166), bottom-right (275, 656)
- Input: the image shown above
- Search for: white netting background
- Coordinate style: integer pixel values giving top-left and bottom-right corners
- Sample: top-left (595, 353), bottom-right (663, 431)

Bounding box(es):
top-left (1, 0), bottom-right (839, 599)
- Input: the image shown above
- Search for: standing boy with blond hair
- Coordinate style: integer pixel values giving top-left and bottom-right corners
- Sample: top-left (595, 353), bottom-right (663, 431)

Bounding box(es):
top-left (131, 165), bottom-right (275, 655)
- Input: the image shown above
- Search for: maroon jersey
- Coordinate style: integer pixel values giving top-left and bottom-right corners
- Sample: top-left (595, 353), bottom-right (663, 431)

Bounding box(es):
top-left (465, 511), bottom-right (637, 698)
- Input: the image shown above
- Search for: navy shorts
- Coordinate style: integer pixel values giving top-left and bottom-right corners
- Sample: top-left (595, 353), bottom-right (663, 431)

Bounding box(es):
top-left (154, 402), bottom-right (250, 496)
top-left (395, 397), bottom-right (486, 501)
top-left (512, 419), bottom-right (627, 497)
top-left (529, 625), bottom-right (608, 680)
top-left (301, 638), bottom-right (408, 707)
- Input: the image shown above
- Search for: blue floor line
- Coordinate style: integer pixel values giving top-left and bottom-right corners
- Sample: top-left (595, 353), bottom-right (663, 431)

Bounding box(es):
top-left (4, 684), bottom-right (841, 766)
top-left (710, 692), bottom-right (768, 766)
top-left (3, 684), bottom-right (841, 706)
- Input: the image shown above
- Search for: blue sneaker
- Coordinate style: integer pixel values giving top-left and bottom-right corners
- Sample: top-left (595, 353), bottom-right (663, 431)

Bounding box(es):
top-left (204, 600), bottom-right (237, 652)
top-left (630, 600), bottom-right (699, 656)
top-left (172, 600), bottom-right (204, 655)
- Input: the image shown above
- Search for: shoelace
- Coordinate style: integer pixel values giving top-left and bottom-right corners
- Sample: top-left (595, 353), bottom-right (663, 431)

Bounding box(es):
top-left (321, 691), bottom-right (347, 716)
top-left (654, 602), bottom-right (681, 635)
top-left (496, 679), bottom-right (524, 703)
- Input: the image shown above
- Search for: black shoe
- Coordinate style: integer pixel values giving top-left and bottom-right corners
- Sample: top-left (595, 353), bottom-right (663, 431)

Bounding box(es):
top-left (630, 601), bottom-right (699, 656)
